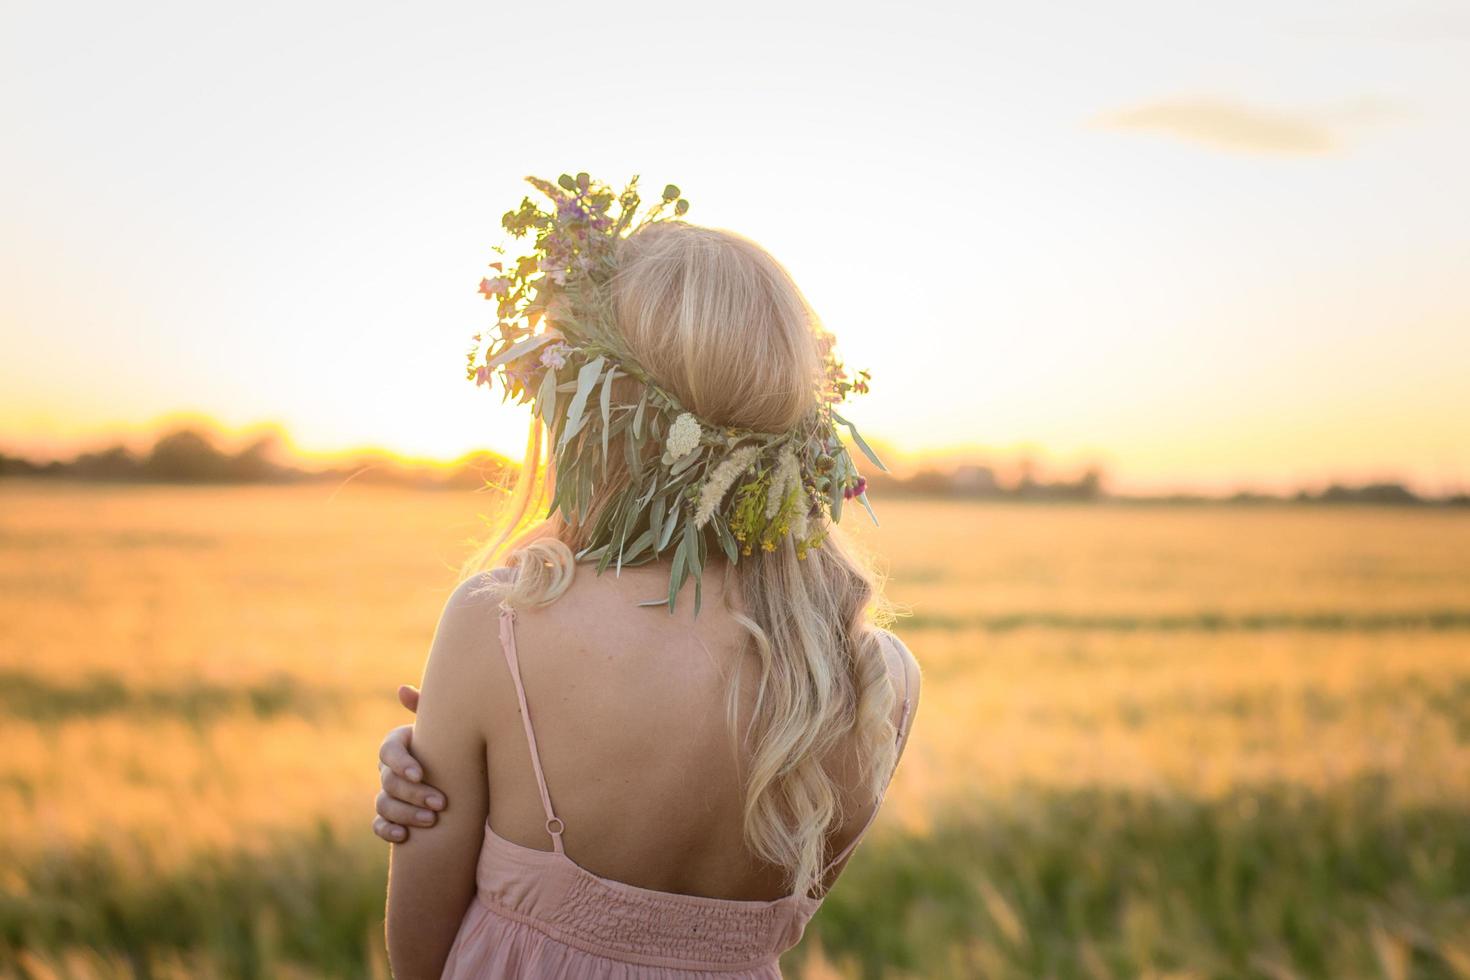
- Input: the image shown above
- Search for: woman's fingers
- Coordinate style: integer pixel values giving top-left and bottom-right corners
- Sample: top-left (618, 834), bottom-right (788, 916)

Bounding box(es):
top-left (397, 684), bottom-right (420, 713)
top-left (373, 815), bottom-right (407, 843)
top-left (377, 790), bottom-right (438, 830)
top-left (378, 724), bottom-right (423, 783)
top-left (380, 766), bottom-right (445, 812)
top-left (373, 715), bottom-right (448, 846)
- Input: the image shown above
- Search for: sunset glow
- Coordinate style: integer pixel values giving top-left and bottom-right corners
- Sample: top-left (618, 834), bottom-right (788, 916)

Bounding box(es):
top-left (3, 2), bottom-right (1467, 494)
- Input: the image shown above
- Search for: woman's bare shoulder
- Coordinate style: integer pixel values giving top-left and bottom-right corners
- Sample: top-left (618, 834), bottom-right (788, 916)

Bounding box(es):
top-left (420, 573), bottom-right (511, 699)
top-left (437, 572), bottom-right (508, 626)
top-left (873, 626), bottom-right (921, 725)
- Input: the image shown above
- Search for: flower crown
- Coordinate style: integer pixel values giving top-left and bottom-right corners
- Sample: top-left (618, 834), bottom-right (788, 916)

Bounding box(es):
top-left (467, 172), bottom-right (886, 613)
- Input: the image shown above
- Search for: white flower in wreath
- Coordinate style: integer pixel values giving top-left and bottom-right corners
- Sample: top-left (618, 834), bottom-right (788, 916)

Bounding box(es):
top-left (665, 412), bottom-right (702, 460)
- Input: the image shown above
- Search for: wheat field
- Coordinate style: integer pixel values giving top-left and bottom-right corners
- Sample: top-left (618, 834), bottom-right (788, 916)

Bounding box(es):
top-left (2, 481), bottom-right (1468, 978)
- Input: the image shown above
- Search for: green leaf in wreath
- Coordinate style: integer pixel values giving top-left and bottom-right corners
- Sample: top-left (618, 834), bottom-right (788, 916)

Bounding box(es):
top-left (650, 494), bottom-right (665, 553)
top-left (536, 366), bottom-right (558, 420)
top-left (668, 536), bottom-right (688, 612)
top-left (684, 520), bottom-right (701, 580)
top-left (657, 497), bottom-right (681, 552)
top-left (618, 527), bottom-right (654, 569)
top-left (714, 518), bottom-right (738, 563)
top-left (486, 333), bottom-right (555, 372)
top-left (632, 390), bottom-right (647, 439)
top-left (624, 423), bottom-right (644, 480)
top-left (830, 410), bottom-right (888, 473)
top-left (559, 355), bottom-right (605, 450)
top-left (599, 368), bottom-right (617, 474)
top-left (668, 444), bottom-right (704, 478)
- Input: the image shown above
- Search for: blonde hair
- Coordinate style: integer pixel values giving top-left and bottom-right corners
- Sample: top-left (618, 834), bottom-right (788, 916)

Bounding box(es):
top-left (461, 221), bottom-right (898, 897)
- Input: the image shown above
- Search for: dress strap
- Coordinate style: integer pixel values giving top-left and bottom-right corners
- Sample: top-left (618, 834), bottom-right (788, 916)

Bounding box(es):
top-left (497, 603), bottom-right (566, 853)
top-left (819, 658), bottom-right (914, 879)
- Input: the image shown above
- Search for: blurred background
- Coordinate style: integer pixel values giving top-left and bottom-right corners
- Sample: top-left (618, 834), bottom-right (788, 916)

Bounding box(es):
top-left (2, 1), bottom-right (1468, 977)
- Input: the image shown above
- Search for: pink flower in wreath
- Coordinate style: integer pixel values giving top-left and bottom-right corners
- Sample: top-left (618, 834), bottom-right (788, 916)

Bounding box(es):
top-left (479, 276), bottom-right (512, 299)
top-left (540, 343), bottom-right (572, 370)
top-left (503, 357), bottom-right (539, 391)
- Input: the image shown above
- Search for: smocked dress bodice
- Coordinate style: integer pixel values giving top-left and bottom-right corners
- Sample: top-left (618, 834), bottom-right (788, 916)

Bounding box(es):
top-left (439, 604), bottom-right (910, 978)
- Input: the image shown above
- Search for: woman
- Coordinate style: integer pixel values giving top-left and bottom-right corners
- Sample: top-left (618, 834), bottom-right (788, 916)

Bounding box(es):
top-left (375, 174), bottom-right (920, 978)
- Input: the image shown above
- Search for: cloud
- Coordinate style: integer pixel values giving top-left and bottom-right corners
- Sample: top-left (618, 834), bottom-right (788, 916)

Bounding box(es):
top-left (1332, 95), bottom-right (1412, 127)
top-left (1095, 98), bottom-right (1341, 156)
top-left (1382, 5), bottom-right (1470, 40)
top-left (1289, 5), bottom-right (1470, 42)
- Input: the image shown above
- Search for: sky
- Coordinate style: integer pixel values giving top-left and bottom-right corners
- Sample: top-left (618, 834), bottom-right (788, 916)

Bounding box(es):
top-left (2, 0), bottom-right (1467, 494)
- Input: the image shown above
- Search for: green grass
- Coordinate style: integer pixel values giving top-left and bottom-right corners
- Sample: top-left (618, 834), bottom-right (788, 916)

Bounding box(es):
top-left (905, 609), bottom-right (1470, 632)
top-left (5, 778), bottom-right (1467, 979)
top-left (0, 671), bottom-right (335, 724)
top-left (2, 824), bottom-right (385, 980)
top-left (815, 778), bottom-right (1470, 979)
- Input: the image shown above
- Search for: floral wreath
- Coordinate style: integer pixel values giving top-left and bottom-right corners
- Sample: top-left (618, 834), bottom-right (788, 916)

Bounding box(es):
top-left (467, 172), bottom-right (886, 613)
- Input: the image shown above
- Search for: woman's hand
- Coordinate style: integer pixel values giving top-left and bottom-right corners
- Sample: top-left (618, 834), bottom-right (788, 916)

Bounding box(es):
top-left (373, 685), bottom-right (448, 843)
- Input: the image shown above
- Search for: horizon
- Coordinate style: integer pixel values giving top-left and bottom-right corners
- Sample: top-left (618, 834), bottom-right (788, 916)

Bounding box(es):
top-left (3, 410), bottom-right (1459, 499)
top-left (3, 2), bottom-right (1467, 497)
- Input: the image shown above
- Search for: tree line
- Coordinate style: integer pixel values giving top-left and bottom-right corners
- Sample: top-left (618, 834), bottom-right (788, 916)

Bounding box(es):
top-left (3, 427), bottom-right (1464, 506)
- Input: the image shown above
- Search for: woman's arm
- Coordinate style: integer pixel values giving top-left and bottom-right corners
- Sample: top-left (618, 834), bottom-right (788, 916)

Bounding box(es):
top-left (385, 578), bottom-right (498, 980)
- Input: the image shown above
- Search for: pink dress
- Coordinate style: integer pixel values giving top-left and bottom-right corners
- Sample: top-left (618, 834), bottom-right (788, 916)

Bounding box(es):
top-left (439, 604), bottom-right (912, 978)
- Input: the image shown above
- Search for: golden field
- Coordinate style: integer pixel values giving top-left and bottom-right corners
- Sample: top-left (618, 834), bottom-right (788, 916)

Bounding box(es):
top-left (2, 481), bottom-right (1469, 978)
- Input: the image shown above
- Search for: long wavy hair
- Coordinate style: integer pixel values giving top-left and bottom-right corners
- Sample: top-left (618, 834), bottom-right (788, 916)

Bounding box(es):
top-left (460, 221), bottom-right (898, 897)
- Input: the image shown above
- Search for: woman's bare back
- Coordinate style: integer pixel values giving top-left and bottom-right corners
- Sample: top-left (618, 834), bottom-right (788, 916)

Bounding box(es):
top-left (474, 560), bottom-right (916, 902)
